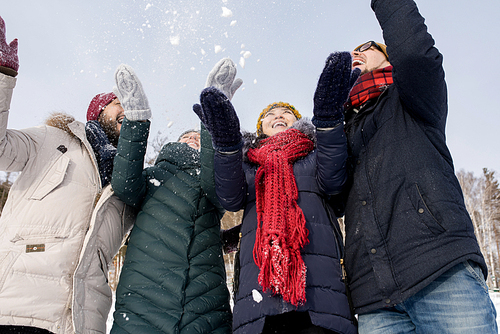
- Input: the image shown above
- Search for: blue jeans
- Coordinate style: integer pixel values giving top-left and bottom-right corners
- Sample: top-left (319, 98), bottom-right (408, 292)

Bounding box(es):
top-left (358, 261), bottom-right (498, 334)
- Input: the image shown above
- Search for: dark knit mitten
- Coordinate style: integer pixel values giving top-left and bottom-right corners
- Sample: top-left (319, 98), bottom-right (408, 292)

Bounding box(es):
top-left (312, 52), bottom-right (361, 128)
top-left (220, 224), bottom-right (242, 253)
top-left (85, 120), bottom-right (117, 187)
top-left (193, 87), bottom-right (242, 152)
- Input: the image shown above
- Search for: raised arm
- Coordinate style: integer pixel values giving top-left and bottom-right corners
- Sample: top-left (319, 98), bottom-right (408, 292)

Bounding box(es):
top-left (200, 123), bottom-right (224, 212)
top-left (0, 16), bottom-right (18, 78)
top-left (313, 52), bottom-right (359, 195)
top-left (200, 58), bottom-right (242, 210)
top-left (111, 64), bottom-right (151, 208)
top-left (0, 16), bottom-right (45, 172)
top-left (193, 87), bottom-right (246, 212)
top-left (373, 0), bottom-right (447, 127)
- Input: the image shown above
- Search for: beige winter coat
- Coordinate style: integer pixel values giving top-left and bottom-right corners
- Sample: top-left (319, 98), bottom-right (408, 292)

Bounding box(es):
top-left (0, 73), bottom-right (134, 333)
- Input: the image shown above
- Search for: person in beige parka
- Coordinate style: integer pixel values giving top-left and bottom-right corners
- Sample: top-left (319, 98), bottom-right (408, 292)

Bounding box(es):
top-left (0, 16), bottom-right (136, 334)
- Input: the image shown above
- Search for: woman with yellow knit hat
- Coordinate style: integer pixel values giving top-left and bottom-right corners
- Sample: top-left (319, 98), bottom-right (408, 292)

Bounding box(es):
top-left (194, 52), bottom-right (360, 334)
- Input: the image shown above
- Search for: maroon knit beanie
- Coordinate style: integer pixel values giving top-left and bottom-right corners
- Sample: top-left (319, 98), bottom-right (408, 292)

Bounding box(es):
top-left (86, 92), bottom-right (117, 121)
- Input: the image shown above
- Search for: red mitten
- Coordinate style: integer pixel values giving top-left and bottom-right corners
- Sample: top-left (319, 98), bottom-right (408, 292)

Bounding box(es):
top-left (0, 16), bottom-right (19, 77)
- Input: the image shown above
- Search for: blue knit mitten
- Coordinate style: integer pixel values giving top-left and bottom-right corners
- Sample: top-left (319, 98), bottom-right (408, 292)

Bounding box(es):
top-left (312, 52), bottom-right (361, 128)
top-left (193, 87), bottom-right (242, 152)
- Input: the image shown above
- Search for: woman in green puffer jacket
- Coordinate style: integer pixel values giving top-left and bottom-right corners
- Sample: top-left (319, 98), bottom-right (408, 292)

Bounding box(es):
top-left (109, 60), bottom-right (242, 334)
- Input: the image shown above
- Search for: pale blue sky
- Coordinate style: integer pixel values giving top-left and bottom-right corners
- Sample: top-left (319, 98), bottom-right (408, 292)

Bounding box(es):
top-left (2, 0), bottom-right (499, 176)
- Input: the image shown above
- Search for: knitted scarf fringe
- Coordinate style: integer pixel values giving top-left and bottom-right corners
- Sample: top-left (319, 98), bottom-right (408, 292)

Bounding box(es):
top-left (247, 128), bottom-right (314, 306)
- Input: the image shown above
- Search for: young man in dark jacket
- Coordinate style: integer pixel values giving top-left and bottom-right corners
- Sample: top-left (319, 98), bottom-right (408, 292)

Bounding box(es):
top-left (341, 0), bottom-right (498, 333)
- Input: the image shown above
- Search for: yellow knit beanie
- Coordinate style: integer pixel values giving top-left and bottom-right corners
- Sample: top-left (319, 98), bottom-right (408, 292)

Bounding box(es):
top-left (256, 102), bottom-right (302, 136)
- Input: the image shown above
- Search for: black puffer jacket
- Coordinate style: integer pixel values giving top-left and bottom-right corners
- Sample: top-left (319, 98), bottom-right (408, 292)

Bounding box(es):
top-left (342, 0), bottom-right (486, 315)
top-left (215, 119), bottom-right (356, 334)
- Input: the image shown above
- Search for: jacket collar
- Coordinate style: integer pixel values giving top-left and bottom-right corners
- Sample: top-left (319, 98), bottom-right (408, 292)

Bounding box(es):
top-left (45, 112), bottom-right (100, 172)
top-left (155, 142), bottom-right (200, 170)
top-left (44, 112), bottom-right (88, 143)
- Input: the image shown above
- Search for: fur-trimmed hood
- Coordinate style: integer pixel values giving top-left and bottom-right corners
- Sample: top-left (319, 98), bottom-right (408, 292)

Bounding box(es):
top-left (242, 117), bottom-right (316, 162)
top-left (45, 112), bottom-right (79, 139)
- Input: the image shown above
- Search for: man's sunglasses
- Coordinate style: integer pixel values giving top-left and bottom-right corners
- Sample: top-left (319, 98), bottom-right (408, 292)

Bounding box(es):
top-left (354, 41), bottom-right (384, 53)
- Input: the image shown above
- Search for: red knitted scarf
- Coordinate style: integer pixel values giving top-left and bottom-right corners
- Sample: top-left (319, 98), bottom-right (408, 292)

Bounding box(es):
top-left (347, 66), bottom-right (393, 109)
top-left (247, 128), bottom-right (314, 306)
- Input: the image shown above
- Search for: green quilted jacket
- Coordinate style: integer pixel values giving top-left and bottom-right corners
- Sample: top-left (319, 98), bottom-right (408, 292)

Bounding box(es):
top-left (110, 119), bottom-right (231, 334)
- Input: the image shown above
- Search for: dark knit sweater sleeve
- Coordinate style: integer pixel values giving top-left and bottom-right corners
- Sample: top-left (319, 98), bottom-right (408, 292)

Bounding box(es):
top-left (214, 150), bottom-right (247, 212)
top-left (316, 125), bottom-right (348, 196)
top-left (111, 118), bottom-right (150, 208)
top-left (200, 123), bottom-right (224, 214)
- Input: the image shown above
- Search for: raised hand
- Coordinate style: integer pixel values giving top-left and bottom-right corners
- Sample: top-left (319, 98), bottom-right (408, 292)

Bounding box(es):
top-left (0, 16), bottom-right (19, 76)
top-left (312, 52), bottom-right (361, 128)
top-left (193, 87), bottom-right (242, 152)
top-left (113, 64), bottom-right (151, 121)
top-left (205, 58), bottom-right (243, 101)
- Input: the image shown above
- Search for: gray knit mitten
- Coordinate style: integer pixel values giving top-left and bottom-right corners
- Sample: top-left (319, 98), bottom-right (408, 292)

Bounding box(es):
top-left (205, 58), bottom-right (243, 101)
top-left (113, 64), bottom-right (151, 121)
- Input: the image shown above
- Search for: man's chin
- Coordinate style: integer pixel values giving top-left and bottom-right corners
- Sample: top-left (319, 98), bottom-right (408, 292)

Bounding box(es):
top-left (99, 123), bottom-right (120, 147)
top-left (353, 65), bottom-right (368, 75)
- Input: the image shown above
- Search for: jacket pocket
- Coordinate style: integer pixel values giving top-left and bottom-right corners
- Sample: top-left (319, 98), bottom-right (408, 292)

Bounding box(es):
top-left (406, 183), bottom-right (446, 235)
top-left (29, 154), bottom-right (70, 200)
top-left (10, 234), bottom-right (69, 245)
top-left (97, 248), bottom-right (109, 283)
top-left (0, 251), bottom-right (21, 292)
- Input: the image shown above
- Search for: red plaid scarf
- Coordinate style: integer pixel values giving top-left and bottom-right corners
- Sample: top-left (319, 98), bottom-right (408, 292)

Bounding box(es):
top-left (347, 66), bottom-right (393, 109)
top-left (247, 128), bottom-right (314, 306)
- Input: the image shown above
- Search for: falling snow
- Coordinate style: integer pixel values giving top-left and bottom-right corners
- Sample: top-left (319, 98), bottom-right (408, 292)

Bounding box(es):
top-left (252, 289), bottom-right (263, 303)
top-left (149, 178), bottom-right (161, 186)
top-left (169, 35), bottom-right (180, 45)
top-left (221, 7), bottom-right (233, 18)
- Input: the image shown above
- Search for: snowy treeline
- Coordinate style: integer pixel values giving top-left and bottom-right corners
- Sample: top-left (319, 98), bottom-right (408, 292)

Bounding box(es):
top-left (457, 168), bottom-right (500, 290)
